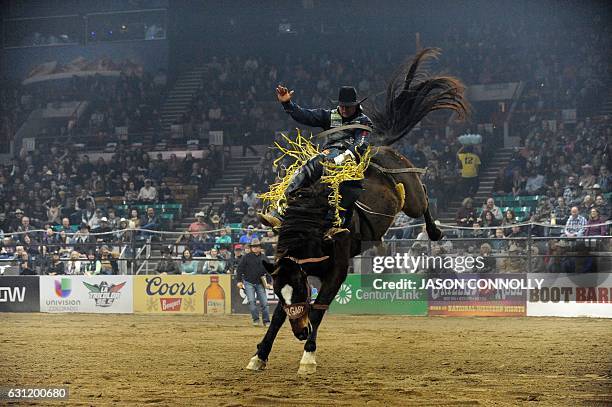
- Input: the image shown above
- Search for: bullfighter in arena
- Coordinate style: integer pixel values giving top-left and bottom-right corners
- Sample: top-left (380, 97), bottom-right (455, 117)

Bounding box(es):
top-left (260, 85), bottom-right (372, 233)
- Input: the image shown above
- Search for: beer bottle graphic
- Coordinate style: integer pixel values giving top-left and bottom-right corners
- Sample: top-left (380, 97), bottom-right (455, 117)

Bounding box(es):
top-left (204, 276), bottom-right (225, 314)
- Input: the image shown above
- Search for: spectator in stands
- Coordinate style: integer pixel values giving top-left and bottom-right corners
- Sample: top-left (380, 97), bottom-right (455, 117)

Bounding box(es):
top-left (157, 246), bottom-right (180, 274)
top-left (501, 210), bottom-right (517, 234)
top-left (228, 244), bottom-right (244, 274)
top-left (65, 250), bottom-right (82, 275)
top-left (585, 208), bottom-right (607, 236)
top-left (124, 182), bottom-right (139, 204)
top-left (202, 247), bottom-right (226, 274)
top-left (563, 207), bottom-right (587, 237)
top-left (597, 167), bottom-right (610, 192)
top-left (243, 185), bottom-right (259, 208)
top-left (501, 244), bottom-right (525, 273)
top-left (137, 179), bottom-right (157, 203)
top-left (74, 189), bottom-right (95, 214)
top-left (17, 251), bottom-right (36, 275)
top-left (563, 176), bottom-right (581, 207)
top-left (158, 181), bottom-right (173, 202)
top-left (456, 198), bottom-right (477, 229)
top-left (71, 224), bottom-right (92, 253)
top-left (482, 198), bottom-right (503, 221)
top-left (214, 227), bottom-right (232, 248)
top-left (188, 211), bottom-right (209, 238)
top-left (239, 225), bottom-right (259, 244)
top-left (99, 246), bottom-right (118, 275)
top-left (490, 228), bottom-right (507, 252)
top-left (80, 201), bottom-right (97, 228)
top-left (260, 229), bottom-right (277, 256)
top-left (579, 164), bottom-right (596, 190)
top-left (188, 232), bottom-right (209, 257)
top-left (46, 251), bottom-right (65, 275)
top-left (128, 208), bottom-right (141, 229)
top-left (180, 249), bottom-right (199, 275)
top-left (236, 239), bottom-right (271, 327)
top-left (525, 170), bottom-right (546, 195)
top-left (43, 197), bottom-right (62, 225)
top-left (456, 145), bottom-right (480, 197)
top-left (478, 243), bottom-right (496, 273)
top-left (93, 217), bottom-right (113, 242)
top-left (140, 207), bottom-right (159, 232)
top-left (481, 210), bottom-right (501, 230)
top-left (594, 195), bottom-right (609, 219)
top-left (241, 207), bottom-right (260, 229)
top-left (82, 251), bottom-right (101, 275)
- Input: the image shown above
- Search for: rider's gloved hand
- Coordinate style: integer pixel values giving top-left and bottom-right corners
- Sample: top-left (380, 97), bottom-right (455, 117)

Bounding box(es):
top-left (332, 150), bottom-right (355, 165)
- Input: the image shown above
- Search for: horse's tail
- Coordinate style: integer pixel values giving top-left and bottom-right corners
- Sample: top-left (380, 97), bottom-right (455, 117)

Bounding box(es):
top-left (369, 48), bottom-right (470, 146)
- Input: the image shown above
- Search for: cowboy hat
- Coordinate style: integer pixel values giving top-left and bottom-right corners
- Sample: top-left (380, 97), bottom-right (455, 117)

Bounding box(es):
top-left (331, 86), bottom-right (367, 107)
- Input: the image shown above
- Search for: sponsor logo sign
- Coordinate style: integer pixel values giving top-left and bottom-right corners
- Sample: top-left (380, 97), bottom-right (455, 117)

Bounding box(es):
top-left (40, 276), bottom-right (133, 313)
top-left (427, 273), bottom-right (527, 316)
top-left (527, 273), bottom-right (612, 318)
top-left (0, 276), bottom-right (40, 312)
top-left (329, 274), bottom-right (428, 315)
top-left (134, 275), bottom-right (231, 314)
top-left (230, 275), bottom-right (282, 315)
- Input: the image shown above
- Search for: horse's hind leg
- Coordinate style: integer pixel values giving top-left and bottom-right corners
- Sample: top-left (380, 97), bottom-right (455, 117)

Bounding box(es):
top-left (401, 179), bottom-right (443, 241)
top-left (246, 305), bottom-right (287, 371)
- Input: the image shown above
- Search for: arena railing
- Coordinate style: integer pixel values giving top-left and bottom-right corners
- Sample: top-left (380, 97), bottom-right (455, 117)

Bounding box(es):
top-left (0, 223), bottom-right (610, 275)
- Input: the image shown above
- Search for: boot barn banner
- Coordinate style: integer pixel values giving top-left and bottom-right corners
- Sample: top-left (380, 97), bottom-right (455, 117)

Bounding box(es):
top-left (427, 273), bottom-right (527, 317)
top-left (230, 275), bottom-right (279, 315)
top-left (527, 273), bottom-right (612, 318)
top-left (133, 275), bottom-right (231, 314)
top-left (329, 274), bottom-right (428, 315)
top-left (39, 276), bottom-right (133, 313)
top-left (0, 276), bottom-right (40, 312)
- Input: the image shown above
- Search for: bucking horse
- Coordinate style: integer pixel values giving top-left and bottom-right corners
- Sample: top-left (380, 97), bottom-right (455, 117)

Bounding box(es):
top-left (247, 48), bottom-right (470, 374)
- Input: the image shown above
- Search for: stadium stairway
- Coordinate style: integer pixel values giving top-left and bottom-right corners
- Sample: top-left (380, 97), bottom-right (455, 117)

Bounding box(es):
top-left (437, 147), bottom-right (515, 225)
top-left (160, 66), bottom-right (207, 132)
top-left (138, 155), bottom-right (262, 274)
top-left (600, 88), bottom-right (612, 117)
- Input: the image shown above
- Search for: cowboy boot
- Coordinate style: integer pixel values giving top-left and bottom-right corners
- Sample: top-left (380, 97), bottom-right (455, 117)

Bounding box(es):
top-left (259, 164), bottom-right (314, 228)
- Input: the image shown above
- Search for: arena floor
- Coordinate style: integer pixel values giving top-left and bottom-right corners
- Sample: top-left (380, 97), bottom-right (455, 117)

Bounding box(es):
top-left (1, 314), bottom-right (610, 406)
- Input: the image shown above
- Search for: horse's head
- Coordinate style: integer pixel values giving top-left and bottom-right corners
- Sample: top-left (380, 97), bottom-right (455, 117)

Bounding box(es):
top-left (263, 256), bottom-right (314, 340)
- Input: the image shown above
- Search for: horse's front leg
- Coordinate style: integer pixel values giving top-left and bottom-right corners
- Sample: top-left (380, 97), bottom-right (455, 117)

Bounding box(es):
top-left (298, 307), bottom-right (326, 374)
top-left (246, 304), bottom-right (286, 371)
top-left (298, 273), bottom-right (347, 375)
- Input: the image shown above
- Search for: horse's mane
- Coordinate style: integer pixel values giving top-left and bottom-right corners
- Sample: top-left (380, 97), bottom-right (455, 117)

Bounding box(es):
top-left (276, 184), bottom-right (329, 258)
top-left (368, 48), bottom-right (470, 146)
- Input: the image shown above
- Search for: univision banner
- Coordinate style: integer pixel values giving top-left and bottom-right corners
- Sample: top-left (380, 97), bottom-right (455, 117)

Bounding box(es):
top-left (0, 276), bottom-right (40, 312)
top-left (133, 275), bottom-right (231, 314)
top-left (527, 273), bottom-right (612, 318)
top-left (427, 273), bottom-right (527, 316)
top-left (329, 274), bottom-right (428, 315)
top-left (40, 276), bottom-right (133, 313)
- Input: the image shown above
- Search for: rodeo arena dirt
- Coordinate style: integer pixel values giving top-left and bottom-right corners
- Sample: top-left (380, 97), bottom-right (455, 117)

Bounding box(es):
top-left (1, 1), bottom-right (612, 406)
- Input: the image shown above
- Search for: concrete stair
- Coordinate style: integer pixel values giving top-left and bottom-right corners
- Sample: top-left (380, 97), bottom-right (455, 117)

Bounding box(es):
top-left (159, 66), bottom-right (207, 131)
top-left (600, 88), bottom-right (612, 117)
top-left (177, 156), bottom-right (262, 231)
top-left (438, 147), bottom-right (515, 225)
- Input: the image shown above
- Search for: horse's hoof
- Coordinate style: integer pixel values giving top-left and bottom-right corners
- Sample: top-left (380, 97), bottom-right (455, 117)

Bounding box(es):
top-left (428, 228), bottom-right (444, 241)
top-left (298, 362), bottom-right (317, 375)
top-left (246, 355), bottom-right (266, 371)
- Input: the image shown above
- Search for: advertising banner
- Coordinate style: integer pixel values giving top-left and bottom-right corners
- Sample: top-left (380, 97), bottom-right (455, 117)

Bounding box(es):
top-left (427, 273), bottom-right (527, 317)
top-left (527, 273), bottom-right (612, 318)
top-left (39, 276), bottom-right (133, 313)
top-left (0, 276), bottom-right (40, 312)
top-left (329, 274), bottom-right (428, 315)
top-left (133, 275), bottom-right (231, 314)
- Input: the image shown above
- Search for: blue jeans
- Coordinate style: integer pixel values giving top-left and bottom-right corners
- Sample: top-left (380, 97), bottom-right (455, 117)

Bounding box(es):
top-left (243, 281), bottom-right (270, 323)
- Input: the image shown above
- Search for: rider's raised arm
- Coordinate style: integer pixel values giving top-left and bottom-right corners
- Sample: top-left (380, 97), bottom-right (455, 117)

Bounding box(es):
top-left (281, 100), bottom-right (332, 129)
